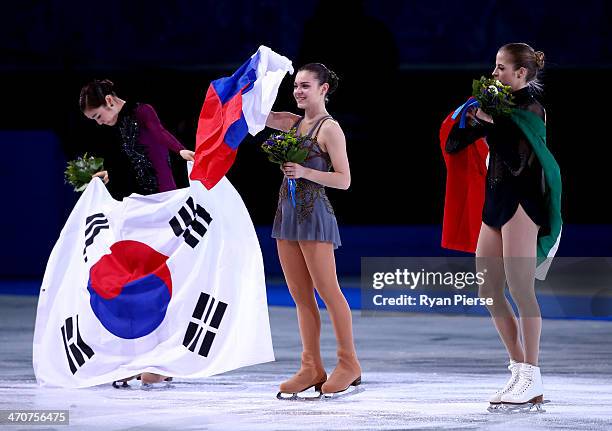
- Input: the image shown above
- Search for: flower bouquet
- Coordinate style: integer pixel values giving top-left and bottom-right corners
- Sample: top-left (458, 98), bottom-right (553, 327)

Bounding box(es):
top-left (64, 153), bottom-right (105, 192)
top-left (471, 76), bottom-right (515, 117)
top-left (452, 77), bottom-right (516, 128)
top-left (261, 128), bottom-right (308, 207)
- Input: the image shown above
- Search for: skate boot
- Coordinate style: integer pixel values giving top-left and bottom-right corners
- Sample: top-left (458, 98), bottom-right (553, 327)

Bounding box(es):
top-left (140, 373), bottom-right (172, 390)
top-left (277, 352), bottom-right (327, 401)
top-left (321, 349), bottom-right (362, 399)
top-left (501, 363), bottom-right (548, 412)
top-left (487, 360), bottom-right (520, 412)
top-left (111, 374), bottom-right (138, 389)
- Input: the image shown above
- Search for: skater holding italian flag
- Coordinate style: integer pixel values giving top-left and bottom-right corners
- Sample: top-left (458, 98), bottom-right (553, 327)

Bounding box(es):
top-left (440, 43), bottom-right (562, 412)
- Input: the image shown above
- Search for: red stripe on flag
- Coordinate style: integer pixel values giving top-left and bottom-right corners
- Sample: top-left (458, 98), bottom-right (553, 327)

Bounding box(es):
top-left (190, 85), bottom-right (244, 189)
top-left (439, 109), bottom-right (488, 253)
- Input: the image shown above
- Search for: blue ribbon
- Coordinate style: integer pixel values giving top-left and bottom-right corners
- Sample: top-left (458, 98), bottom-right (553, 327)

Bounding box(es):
top-left (451, 98), bottom-right (480, 128)
top-left (288, 178), bottom-right (297, 207)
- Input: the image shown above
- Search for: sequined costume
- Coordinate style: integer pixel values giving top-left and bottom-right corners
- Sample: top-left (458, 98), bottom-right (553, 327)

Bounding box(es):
top-left (114, 102), bottom-right (185, 195)
top-left (272, 115), bottom-right (341, 248)
top-left (445, 87), bottom-right (548, 231)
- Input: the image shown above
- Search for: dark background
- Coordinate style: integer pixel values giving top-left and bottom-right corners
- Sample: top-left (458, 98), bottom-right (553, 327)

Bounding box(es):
top-left (1, 0), bottom-right (611, 277)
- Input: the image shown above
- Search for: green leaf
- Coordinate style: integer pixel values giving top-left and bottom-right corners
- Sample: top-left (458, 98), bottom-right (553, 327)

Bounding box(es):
top-left (291, 148), bottom-right (309, 163)
top-left (64, 153), bottom-right (105, 193)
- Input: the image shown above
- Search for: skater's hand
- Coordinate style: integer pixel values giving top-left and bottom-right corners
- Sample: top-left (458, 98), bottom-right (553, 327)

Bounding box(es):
top-left (474, 108), bottom-right (494, 124)
top-left (180, 150), bottom-right (195, 161)
top-left (92, 170), bottom-right (109, 184)
top-left (465, 107), bottom-right (477, 122)
top-left (282, 162), bottom-right (308, 180)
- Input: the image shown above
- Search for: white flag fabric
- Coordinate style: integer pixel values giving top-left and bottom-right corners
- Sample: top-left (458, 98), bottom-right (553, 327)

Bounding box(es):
top-left (33, 168), bottom-right (274, 388)
top-left (242, 45), bottom-right (294, 135)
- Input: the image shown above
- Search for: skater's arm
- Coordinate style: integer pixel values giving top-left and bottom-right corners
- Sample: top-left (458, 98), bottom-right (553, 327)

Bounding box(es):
top-left (446, 108), bottom-right (491, 154)
top-left (137, 104), bottom-right (186, 153)
top-left (266, 111), bottom-right (301, 132)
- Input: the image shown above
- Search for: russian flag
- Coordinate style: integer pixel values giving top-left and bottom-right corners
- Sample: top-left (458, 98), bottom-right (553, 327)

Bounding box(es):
top-left (190, 46), bottom-right (294, 189)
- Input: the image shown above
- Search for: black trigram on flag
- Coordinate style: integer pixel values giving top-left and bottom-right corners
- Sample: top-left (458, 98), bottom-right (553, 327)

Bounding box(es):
top-left (169, 197), bottom-right (212, 248)
top-left (83, 213), bottom-right (109, 262)
top-left (60, 316), bottom-right (95, 374)
top-left (183, 293), bottom-right (228, 357)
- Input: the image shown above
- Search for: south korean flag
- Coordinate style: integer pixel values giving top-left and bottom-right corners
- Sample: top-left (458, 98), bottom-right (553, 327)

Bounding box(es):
top-left (33, 164), bottom-right (274, 388)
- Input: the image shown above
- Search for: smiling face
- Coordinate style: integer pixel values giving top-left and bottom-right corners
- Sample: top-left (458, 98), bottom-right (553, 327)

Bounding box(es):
top-left (293, 70), bottom-right (329, 110)
top-left (83, 95), bottom-right (120, 126)
top-left (492, 50), bottom-right (527, 91)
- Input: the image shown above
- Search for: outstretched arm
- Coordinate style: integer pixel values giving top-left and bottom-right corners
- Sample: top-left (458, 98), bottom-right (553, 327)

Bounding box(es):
top-left (266, 111), bottom-right (301, 132)
top-left (137, 104), bottom-right (186, 153)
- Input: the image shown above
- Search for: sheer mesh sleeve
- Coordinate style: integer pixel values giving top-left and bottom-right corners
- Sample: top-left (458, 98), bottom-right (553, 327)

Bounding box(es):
top-left (445, 121), bottom-right (490, 154)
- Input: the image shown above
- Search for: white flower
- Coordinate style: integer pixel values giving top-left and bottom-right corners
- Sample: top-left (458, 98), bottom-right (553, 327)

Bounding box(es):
top-left (487, 85), bottom-right (499, 95)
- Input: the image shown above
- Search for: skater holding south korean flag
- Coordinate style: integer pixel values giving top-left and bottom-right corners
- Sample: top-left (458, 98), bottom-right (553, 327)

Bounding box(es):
top-left (33, 46), bottom-right (293, 390)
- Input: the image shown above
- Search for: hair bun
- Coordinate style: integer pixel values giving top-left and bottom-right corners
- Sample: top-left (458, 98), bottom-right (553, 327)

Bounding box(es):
top-left (297, 63), bottom-right (340, 103)
top-left (534, 51), bottom-right (545, 70)
top-left (326, 68), bottom-right (339, 95)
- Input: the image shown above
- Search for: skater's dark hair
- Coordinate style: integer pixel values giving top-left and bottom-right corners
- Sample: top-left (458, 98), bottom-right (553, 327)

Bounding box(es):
top-left (298, 63), bottom-right (339, 103)
top-left (79, 79), bottom-right (117, 111)
top-left (500, 43), bottom-right (545, 91)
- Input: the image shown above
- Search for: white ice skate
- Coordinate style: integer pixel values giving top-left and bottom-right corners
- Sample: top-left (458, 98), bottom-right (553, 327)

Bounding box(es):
top-left (487, 360), bottom-right (520, 412)
top-left (501, 363), bottom-right (549, 412)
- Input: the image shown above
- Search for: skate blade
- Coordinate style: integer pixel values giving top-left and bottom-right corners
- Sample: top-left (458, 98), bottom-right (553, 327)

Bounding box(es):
top-left (141, 381), bottom-right (174, 391)
top-left (112, 375), bottom-right (140, 389)
top-left (487, 403), bottom-right (504, 413)
top-left (322, 384), bottom-right (365, 400)
top-left (502, 399), bottom-right (550, 413)
top-left (276, 388), bottom-right (323, 401)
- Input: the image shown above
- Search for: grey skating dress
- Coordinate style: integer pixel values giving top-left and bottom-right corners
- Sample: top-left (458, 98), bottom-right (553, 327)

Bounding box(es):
top-left (271, 115), bottom-right (342, 248)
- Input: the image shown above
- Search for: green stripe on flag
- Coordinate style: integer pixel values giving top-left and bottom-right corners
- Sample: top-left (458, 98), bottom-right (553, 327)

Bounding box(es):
top-left (510, 109), bottom-right (563, 271)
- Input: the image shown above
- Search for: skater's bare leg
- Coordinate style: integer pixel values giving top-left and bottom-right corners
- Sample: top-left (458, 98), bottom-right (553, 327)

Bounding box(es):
top-left (502, 204), bottom-right (541, 366)
top-left (476, 222), bottom-right (524, 362)
top-left (299, 240), bottom-right (361, 394)
top-left (277, 239), bottom-right (326, 393)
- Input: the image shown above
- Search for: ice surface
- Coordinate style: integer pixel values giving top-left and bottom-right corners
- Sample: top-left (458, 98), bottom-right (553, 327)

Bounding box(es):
top-left (1, 295), bottom-right (611, 430)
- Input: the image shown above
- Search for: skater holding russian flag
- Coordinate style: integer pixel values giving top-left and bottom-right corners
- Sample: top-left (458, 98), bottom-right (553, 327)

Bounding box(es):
top-left (265, 63), bottom-right (362, 400)
top-left (440, 43), bottom-right (562, 412)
